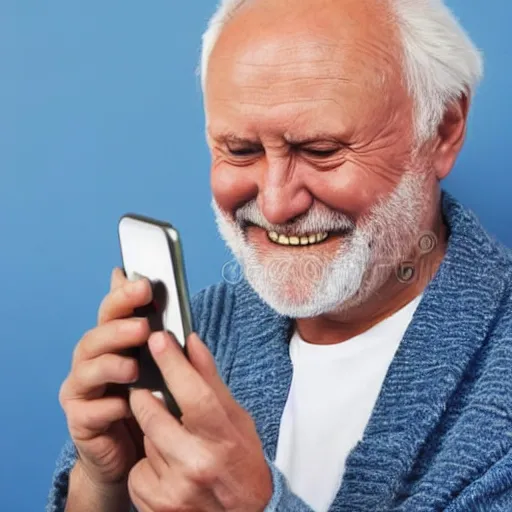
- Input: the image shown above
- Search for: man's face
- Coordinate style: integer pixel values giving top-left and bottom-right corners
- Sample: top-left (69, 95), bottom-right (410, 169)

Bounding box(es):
top-left (204, 0), bottom-right (437, 318)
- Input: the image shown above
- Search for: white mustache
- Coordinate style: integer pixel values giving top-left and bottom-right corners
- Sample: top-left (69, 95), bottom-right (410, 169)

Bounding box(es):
top-left (234, 200), bottom-right (355, 237)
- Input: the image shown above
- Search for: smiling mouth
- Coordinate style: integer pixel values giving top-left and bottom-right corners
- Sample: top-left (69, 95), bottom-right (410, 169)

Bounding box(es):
top-left (240, 220), bottom-right (351, 247)
top-left (267, 231), bottom-right (330, 246)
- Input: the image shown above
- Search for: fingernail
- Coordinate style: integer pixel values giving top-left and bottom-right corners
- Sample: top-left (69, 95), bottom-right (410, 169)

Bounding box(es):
top-left (149, 332), bottom-right (167, 353)
top-left (130, 278), bottom-right (146, 293)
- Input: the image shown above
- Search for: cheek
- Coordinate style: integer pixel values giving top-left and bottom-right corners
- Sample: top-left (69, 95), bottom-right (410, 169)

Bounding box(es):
top-left (310, 117), bottom-right (414, 217)
top-left (308, 162), bottom-right (398, 217)
top-left (210, 162), bottom-right (259, 214)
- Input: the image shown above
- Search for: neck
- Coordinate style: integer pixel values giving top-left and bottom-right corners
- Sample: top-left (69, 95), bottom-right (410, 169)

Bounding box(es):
top-left (295, 208), bottom-right (448, 345)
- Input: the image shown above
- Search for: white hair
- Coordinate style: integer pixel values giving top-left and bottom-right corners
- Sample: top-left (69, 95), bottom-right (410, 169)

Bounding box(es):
top-left (199, 0), bottom-right (483, 143)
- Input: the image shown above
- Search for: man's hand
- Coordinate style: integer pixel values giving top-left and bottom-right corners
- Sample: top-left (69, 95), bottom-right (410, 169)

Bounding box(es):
top-left (127, 331), bottom-right (273, 512)
top-left (59, 268), bottom-right (152, 491)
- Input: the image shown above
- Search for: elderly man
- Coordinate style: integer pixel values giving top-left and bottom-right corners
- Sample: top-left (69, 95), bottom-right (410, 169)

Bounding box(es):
top-left (47, 0), bottom-right (512, 511)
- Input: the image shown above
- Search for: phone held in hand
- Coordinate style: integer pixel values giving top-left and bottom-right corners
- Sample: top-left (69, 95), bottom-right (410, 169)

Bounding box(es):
top-left (118, 213), bottom-right (193, 419)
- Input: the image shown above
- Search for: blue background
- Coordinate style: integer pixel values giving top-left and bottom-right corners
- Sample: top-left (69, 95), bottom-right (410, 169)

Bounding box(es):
top-left (2, 1), bottom-right (510, 510)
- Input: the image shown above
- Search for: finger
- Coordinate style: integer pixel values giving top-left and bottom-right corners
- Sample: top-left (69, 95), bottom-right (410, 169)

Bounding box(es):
top-left (74, 317), bottom-right (149, 362)
top-left (110, 267), bottom-right (127, 292)
top-left (65, 396), bottom-right (131, 439)
top-left (186, 333), bottom-right (242, 421)
top-left (157, 470), bottom-right (224, 512)
top-left (143, 436), bottom-right (167, 478)
top-left (129, 389), bottom-right (207, 467)
top-left (148, 331), bottom-right (231, 438)
top-left (97, 277), bottom-right (152, 325)
top-left (129, 457), bottom-right (223, 512)
top-left (66, 354), bottom-right (138, 399)
top-left (128, 458), bottom-right (164, 512)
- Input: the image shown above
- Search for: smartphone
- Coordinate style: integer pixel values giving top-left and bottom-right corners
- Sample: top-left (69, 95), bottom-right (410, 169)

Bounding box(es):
top-left (118, 213), bottom-right (193, 418)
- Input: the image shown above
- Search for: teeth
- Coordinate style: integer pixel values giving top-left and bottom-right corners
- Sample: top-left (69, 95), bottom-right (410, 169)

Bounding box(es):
top-left (267, 231), bottom-right (330, 246)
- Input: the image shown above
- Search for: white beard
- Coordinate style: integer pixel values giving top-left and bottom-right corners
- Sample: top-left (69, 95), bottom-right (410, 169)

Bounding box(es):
top-left (212, 168), bottom-right (429, 318)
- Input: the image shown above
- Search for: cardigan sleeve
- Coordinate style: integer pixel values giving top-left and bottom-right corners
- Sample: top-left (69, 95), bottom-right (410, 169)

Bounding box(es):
top-left (45, 440), bottom-right (78, 512)
top-left (444, 450), bottom-right (512, 512)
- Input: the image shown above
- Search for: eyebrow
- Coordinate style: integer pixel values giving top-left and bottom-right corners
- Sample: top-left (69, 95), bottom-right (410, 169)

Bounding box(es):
top-left (225, 135), bottom-right (261, 145)
top-left (208, 130), bottom-right (259, 144)
top-left (208, 130), bottom-right (349, 145)
top-left (285, 133), bottom-right (345, 145)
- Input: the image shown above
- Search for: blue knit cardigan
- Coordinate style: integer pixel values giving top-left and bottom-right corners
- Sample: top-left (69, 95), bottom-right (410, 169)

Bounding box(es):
top-left (47, 191), bottom-right (512, 511)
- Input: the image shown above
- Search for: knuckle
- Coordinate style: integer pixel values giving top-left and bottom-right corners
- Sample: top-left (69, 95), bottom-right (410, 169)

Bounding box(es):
top-left (128, 460), bottom-right (160, 508)
top-left (195, 389), bottom-right (217, 416)
top-left (217, 488), bottom-right (240, 511)
top-left (65, 405), bottom-right (92, 439)
top-left (58, 379), bottom-right (71, 407)
top-left (221, 437), bottom-right (238, 459)
top-left (97, 295), bottom-right (111, 325)
top-left (166, 485), bottom-right (194, 511)
top-left (74, 359), bottom-right (95, 386)
top-left (74, 329), bottom-right (96, 360)
top-left (187, 450), bottom-right (217, 485)
top-left (127, 460), bottom-right (141, 490)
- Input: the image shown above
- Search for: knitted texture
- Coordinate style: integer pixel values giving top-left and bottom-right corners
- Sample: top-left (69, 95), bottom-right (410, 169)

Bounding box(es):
top-left (46, 190), bottom-right (512, 511)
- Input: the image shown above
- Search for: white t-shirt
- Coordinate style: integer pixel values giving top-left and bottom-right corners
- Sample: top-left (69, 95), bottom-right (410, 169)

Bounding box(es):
top-left (274, 295), bottom-right (423, 512)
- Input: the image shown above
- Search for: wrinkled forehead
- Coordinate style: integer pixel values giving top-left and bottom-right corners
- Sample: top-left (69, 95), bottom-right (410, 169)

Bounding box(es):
top-left (205, 0), bottom-right (404, 104)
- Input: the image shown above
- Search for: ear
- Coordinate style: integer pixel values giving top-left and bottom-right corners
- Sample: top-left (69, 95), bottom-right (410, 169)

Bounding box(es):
top-left (432, 93), bottom-right (470, 180)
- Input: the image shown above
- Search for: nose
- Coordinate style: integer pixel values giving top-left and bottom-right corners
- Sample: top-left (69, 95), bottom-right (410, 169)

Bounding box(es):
top-left (257, 159), bottom-right (313, 225)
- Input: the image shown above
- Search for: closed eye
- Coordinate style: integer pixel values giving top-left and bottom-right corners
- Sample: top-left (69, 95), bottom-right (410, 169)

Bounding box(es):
top-left (223, 136), bottom-right (264, 158)
top-left (302, 148), bottom-right (340, 158)
top-left (227, 146), bottom-right (263, 157)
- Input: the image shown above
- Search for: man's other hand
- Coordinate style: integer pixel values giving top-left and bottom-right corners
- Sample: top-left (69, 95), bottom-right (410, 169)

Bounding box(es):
top-left (128, 331), bottom-right (273, 512)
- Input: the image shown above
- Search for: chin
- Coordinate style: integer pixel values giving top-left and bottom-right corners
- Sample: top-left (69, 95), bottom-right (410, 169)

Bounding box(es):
top-left (213, 207), bottom-right (372, 317)
top-left (241, 234), bottom-right (373, 318)
top-left (249, 279), bottom-right (358, 318)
